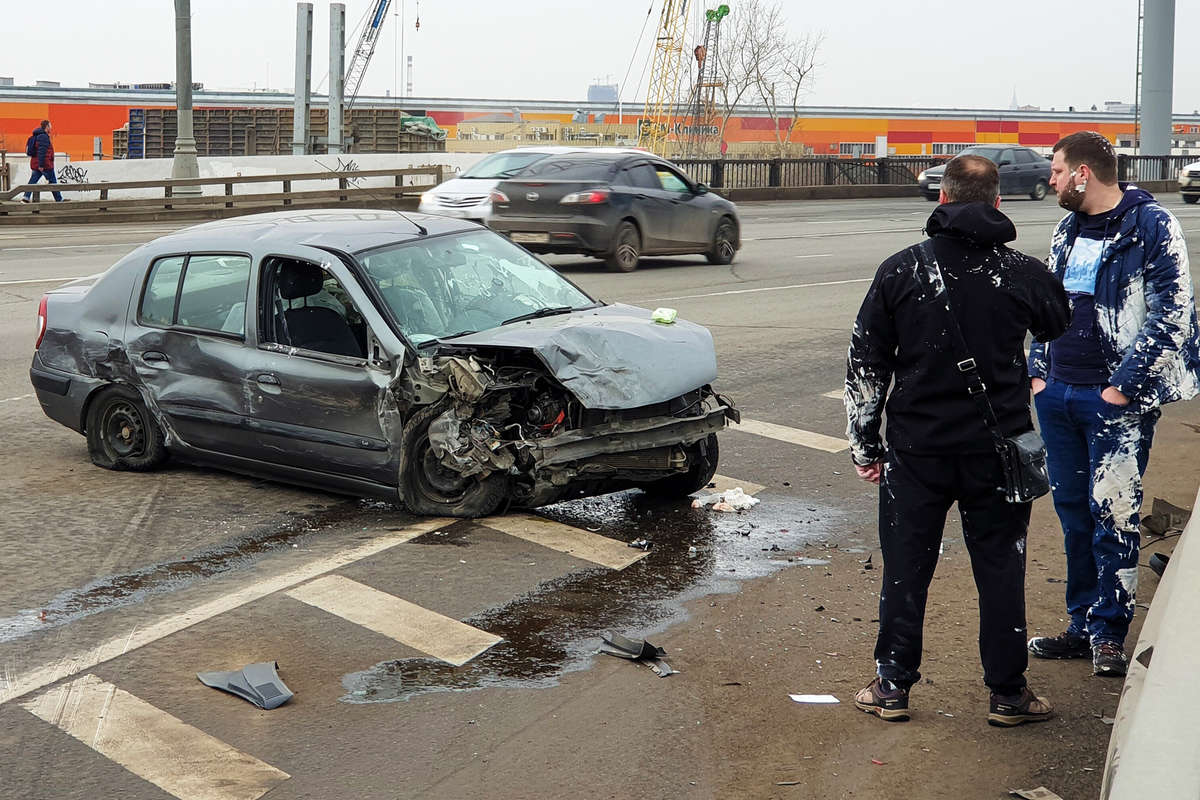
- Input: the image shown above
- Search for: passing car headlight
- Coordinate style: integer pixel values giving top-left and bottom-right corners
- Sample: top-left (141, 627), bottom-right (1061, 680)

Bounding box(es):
top-left (918, 170), bottom-right (927, 181)
top-left (420, 191), bottom-right (434, 205)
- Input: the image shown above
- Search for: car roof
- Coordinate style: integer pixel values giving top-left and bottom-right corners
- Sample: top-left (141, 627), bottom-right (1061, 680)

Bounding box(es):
top-left (157, 209), bottom-right (481, 255)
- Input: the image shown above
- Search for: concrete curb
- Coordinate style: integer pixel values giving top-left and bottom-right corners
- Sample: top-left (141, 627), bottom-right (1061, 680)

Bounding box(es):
top-left (1101, 485), bottom-right (1200, 798)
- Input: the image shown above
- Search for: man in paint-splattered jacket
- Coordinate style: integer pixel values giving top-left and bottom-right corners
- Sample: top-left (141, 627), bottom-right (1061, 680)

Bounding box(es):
top-left (1026, 131), bottom-right (1200, 677)
top-left (845, 155), bottom-right (1069, 727)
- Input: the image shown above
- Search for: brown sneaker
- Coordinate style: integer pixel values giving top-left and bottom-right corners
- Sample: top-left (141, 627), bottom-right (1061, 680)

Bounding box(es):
top-left (854, 677), bottom-right (910, 722)
top-left (987, 686), bottom-right (1053, 727)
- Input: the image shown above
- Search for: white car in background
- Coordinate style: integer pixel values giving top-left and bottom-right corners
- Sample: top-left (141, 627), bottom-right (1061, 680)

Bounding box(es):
top-left (419, 146), bottom-right (646, 225)
top-left (1179, 160), bottom-right (1200, 204)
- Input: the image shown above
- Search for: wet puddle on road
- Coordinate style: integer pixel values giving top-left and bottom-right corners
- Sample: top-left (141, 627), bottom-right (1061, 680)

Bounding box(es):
top-left (342, 490), bottom-right (843, 703)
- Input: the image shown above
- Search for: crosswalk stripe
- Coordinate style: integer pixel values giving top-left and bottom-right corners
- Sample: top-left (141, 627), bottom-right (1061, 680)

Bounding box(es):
top-left (732, 418), bottom-right (849, 454)
top-left (285, 575), bottom-right (501, 667)
top-left (1, 518), bottom-right (452, 707)
top-left (706, 474), bottom-right (767, 496)
top-left (22, 674), bottom-right (289, 800)
top-left (477, 514), bottom-right (650, 570)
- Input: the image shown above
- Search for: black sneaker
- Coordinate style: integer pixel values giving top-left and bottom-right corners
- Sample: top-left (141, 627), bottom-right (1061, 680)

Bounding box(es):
top-left (1028, 630), bottom-right (1090, 659)
top-left (854, 677), bottom-right (910, 722)
top-left (988, 686), bottom-right (1054, 727)
top-left (1093, 642), bottom-right (1128, 677)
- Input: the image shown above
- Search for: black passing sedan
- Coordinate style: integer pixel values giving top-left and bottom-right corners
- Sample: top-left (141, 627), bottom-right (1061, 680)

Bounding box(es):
top-left (487, 152), bottom-right (740, 272)
top-left (30, 209), bottom-right (737, 518)
top-left (918, 145), bottom-right (1052, 201)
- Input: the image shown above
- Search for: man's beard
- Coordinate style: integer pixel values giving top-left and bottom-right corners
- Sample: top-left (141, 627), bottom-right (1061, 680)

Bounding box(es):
top-left (1058, 185), bottom-right (1085, 212)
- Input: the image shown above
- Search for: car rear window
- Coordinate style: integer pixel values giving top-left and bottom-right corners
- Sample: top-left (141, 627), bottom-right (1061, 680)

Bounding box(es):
top-left (140, 253), bottom-right (251, 336)
top-left (517, 157), bottom-right (618, 180)
top-left (460, 151), bottom-right (552, 179)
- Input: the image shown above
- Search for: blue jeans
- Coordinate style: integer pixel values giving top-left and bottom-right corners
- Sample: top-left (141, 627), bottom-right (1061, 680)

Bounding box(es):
top-left (23, 169), bottom-right (63, 202)
top-left (1034, 378), bottom-right (1158, 645)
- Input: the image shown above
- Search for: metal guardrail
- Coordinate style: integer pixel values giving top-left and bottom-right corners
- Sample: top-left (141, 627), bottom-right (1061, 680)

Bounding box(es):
top-left (674, 156), bottom-right (949, 189)
top-left (0, 166), bottom-right (442, 220)
top-left (1117, 154), bottom-right (1196, 183)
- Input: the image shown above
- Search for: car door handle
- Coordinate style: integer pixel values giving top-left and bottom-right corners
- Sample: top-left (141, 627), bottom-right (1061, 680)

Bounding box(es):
top-left (141, 351), bottom-right (169, 365)
top-left (256, 373), bottom-right (280, 387)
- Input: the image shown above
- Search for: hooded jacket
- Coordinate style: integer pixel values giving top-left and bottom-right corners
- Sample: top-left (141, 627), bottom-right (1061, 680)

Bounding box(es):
top-left (28, 126), bottom-right (53, 171)
top-left (1027, 186), bottom-right (1200, 413)
top-left (846, 202), bottom-right (1070, 465)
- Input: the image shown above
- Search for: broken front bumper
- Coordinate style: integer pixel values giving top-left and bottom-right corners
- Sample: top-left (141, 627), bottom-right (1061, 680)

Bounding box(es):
top-left (526, 403), bottom-right (736, 468)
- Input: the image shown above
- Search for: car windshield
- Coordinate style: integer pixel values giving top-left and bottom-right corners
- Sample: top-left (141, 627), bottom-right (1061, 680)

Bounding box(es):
top-left (956, 146), bottom-right (1004, 163)
top-left (357, 230), bottom-right (597, 345)
top-left (460, 151), bottom-right (552, 179)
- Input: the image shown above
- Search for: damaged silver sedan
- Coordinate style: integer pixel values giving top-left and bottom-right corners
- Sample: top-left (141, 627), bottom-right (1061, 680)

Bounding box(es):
top-left (30, 209), bottom-right (737, 517)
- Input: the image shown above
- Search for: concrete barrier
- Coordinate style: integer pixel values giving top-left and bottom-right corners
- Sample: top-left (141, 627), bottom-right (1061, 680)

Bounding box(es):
top-left (1101, 486), bottom-right (1200, 798)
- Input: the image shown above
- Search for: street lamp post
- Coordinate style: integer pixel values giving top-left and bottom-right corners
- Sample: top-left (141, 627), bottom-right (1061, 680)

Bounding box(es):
top-left (171, 0), bottom-right (201, 195)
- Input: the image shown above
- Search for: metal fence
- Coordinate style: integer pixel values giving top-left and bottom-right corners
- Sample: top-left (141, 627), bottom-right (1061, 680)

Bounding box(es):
top-left (674, 156), bottom-right (949, 189)
top-left (1117, 154), bottom-right (1195, 183)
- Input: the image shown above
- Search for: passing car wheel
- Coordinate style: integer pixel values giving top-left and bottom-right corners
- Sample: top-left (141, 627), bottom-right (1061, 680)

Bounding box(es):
top-left (1030, 180), bottom-right (1049, 201)
top-left (400, 404), bottom-right (509, 518)
top-left (1184, 195), bottom-right (1199, 205)
top-left (85, 385), bottom-right (167, 471)
top-left (643, 434), bottom-right (720, 498)
top-left (924, 194), bottom-right (939, 202)
top-left (605, 222), bottom-right (641, 273)
top-left (706, 218), bottom-right (738, 265)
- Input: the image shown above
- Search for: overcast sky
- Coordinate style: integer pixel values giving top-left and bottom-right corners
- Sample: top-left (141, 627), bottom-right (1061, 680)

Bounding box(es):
top-left (4, 0), bottom-right (1198, 112)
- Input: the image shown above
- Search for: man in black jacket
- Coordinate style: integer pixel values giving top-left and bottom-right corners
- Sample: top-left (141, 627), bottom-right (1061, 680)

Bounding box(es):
top-left (845, 155), bottom-right (1070, 726)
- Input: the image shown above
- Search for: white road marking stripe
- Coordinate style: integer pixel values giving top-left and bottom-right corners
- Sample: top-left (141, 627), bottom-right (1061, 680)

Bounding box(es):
top-left (732, 418), bottom-right (849, 453)
top-left (286, 575), bottom-right (501, 666)
top-left (0, 518), bottom-right (451, 707)
top-left (794, 253), bottom-right (834, 259)
top-left (705, 474), bottom-right (767, 496)
top-left (22, 674), bottom-right (289, 800)
top-left (0, 393), bottom-right (33, 403)
top-left (0, 242), bottom-right (145, 252)
top-left (651, 277), bottom-right (871, 302)
top-left (757, 227), bottom-right (920, 240)
top-left (821, 390), bottom-right (844, 400)
top-left (0, 276), bottom-right (87, 286)
top-left (478, 514), bottom-right (650, 570)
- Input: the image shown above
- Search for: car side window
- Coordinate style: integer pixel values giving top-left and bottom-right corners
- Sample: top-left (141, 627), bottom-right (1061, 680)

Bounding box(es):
top-left (998, 149), bottom-right (1016, 166)
top-left (139, 254), bottom-right (251, 336)
top-left (260, 257), bottom-right (367, 360)
top-left (1016, 149), bottom-right (1036, 164)
top-left (626, 164), bottom-right (662, 190)
top-left (655, 167), bottom-right (690, 193)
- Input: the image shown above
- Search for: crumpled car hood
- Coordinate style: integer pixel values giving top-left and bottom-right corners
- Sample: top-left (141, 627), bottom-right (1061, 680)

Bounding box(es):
top-left (443, 303), bottom-right (718, 410)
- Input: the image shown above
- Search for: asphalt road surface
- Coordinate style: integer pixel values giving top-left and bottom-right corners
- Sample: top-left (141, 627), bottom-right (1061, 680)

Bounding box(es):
top-left (2, 196), bottom-right (1200, 799)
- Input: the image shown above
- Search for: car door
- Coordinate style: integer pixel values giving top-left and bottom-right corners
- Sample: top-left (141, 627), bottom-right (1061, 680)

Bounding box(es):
top-left (238, 254), bottom-right (398, 486)
top-left (996, 148), bottom-right (1021, 195)
top-left (653, 163), bottom-right (711, 248)
top-left (620, 161), bottom-right (676, 250)
top-left (124, 251), bottom-right (255, 454)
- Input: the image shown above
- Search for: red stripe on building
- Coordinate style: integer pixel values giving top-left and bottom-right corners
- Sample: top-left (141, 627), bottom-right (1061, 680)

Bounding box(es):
top-left (887, 131), bottom-right (933, 143)
top-left (1018, 132), bottom-right (1060, 146)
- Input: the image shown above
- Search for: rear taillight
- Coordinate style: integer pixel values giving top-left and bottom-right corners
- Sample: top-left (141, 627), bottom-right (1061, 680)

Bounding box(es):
top-left (560, 190), bottom-right (611, 205)
top-left (35, 295), bottom-right (47, 349)
top-left (489, 190), bottom-right (510, 204)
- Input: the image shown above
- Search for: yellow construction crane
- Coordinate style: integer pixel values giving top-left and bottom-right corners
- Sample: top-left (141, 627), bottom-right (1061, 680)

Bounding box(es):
top-left (638, 0), bottom-right (690, 157)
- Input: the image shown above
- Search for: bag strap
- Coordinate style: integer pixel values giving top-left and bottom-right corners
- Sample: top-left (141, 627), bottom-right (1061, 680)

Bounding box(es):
top-left (916, 239), bottom-right (1004, 441)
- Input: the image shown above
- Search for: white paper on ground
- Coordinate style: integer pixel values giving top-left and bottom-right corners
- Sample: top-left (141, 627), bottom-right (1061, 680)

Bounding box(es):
top-left (789, 694), bottom-right (840, 704)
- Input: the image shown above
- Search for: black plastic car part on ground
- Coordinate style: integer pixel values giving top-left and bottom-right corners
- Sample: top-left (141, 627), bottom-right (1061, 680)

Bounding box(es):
top-left (29, 209), bottom-right (737, 518)
top-left (488, 152), bottom-right (741, 272)
top-left (918, 145), bottom-right (1052, 201)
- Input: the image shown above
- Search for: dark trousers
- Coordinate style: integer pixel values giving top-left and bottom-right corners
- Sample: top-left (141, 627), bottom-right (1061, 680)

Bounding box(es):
top-left (23, 168), bottom-right (63, 202)
top-left (874, 449), bottom-right (1030, 696)
top-left (1034, 379), bottom-right (1158, 645)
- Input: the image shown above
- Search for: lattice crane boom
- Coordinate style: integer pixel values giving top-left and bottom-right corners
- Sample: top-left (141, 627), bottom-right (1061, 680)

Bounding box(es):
top-left (638, 0), bottom-right (691, 157)
top-left (345, 0), bottom-right (393, 110)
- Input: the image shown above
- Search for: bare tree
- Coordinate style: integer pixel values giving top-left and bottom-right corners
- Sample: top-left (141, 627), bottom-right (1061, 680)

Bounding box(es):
top-left (716, 0), bottom-right (820, 158)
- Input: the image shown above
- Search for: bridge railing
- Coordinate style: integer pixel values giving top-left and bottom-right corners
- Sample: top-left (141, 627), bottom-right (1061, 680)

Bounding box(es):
top-left (673, 156), bottom-right (950, 189)
top-left (1117, 154), bottom-right (1196, 183)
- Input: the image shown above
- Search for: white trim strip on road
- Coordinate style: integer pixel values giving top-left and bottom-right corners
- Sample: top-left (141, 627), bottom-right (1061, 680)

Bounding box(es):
top-left (0, 276), bottom-right (87, 286)
top-left (0, 518), bottom-right (452, 707)
top-left (22, 674), bottom-right (289, 800)
top-left (0, 242), bottom-right (146, 252)
top-left (794, 253), bottom-right (834, 259)
top-left (0, 394), bottom-right (34, 404)
top-left (821, 390), bottom-right (844, 400)
top-left (706, 474), bottom-right (767, 496)
top-left (477, 514), bottom-right (650, 570)
top-left (732, 418), bottom-right (849, 454)
top-left (285, 575), bottom-right (502, 666)
top-left (651, 277), bottom-right (871, 303)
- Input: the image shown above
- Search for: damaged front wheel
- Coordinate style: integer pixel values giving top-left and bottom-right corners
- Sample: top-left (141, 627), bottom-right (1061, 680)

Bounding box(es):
top-left (642, 434), bottom-right (720, 498)
top-left (399, 403), bottom-right (510, 518)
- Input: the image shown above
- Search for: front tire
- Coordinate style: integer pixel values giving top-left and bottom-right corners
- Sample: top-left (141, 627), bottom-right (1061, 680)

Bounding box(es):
top-left (85, 385), bottom-right (167, 471)
top-left (1030, 180), bottom-right (1049, 201)
top-left (706, 217), bottom-right (737, 265)
top-left (605, 221), bottom-right (641, 273)
top-left (642, 434), bottom-right (720, 498)
top-left (399, 403), bottom-right (509, 518)
top-left (1184, 194), bottom-right (1199, 205)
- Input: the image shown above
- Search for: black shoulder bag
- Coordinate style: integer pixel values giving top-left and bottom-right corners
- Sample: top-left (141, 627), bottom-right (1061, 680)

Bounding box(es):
top-left (917, 240), bottom-right (1051, 503)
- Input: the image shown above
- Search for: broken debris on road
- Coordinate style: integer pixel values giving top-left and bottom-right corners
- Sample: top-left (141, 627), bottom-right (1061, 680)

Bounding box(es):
top-left (599, 632), bottom-right (676, 677)
top-left (197, 661), bottom-right (294, 709)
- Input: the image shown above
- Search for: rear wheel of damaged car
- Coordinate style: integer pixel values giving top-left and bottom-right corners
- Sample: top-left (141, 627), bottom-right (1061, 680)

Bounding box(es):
top-left (706, 217), bottom-right (737, 265)
top-left (85, 385), bottom-right (167, 471)
top-left (643, 434), bottom-right (719, 498)
top-left (605, 221), bottom-right (641, 273)
top-left (399, 403), bottom-right (509, 518)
